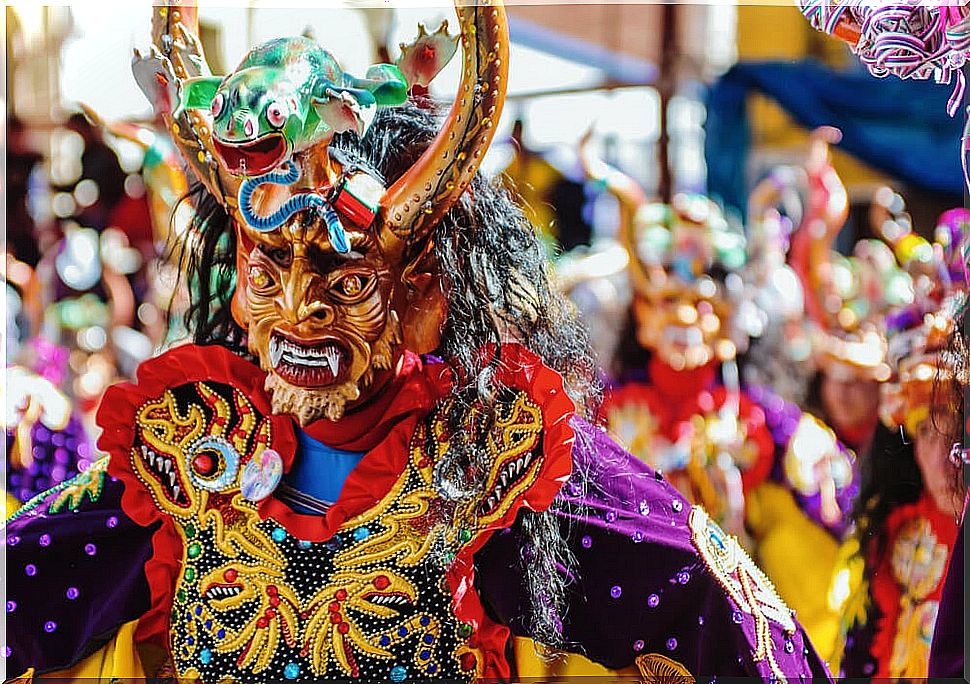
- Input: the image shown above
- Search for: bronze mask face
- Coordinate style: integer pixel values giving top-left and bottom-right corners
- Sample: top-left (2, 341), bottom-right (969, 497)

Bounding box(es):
top-left (243, 216), bottom-right (401, 425)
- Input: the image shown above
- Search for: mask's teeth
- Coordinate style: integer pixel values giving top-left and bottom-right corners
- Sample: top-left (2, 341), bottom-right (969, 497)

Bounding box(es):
top-left (270, 337), bottom-right (284, 368)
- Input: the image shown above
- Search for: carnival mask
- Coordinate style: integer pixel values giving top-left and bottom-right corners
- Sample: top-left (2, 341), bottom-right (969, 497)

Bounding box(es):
top-left (629, 197), bottom-right (747, 371)
top-left (138, 2), bottom-right (508, 425)
top-left (242, 217), bottom-right (401, 425)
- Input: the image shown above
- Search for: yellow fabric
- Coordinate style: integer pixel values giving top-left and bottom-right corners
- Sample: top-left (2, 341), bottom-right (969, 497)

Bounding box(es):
top-left (501, 153), bottom-right (562, 240)
top-left (746, 481), bottom-right (841, 656)
top-left (7, 492), bottom-right (23, 518)
top-left (29, 620), bottom-right (147, 680)
top-left (826, 536), bottom-right (866, 674)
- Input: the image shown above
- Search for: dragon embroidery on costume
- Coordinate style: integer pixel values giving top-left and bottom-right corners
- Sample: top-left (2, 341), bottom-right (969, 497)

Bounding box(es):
top-left (124, 377), bottom-right (547, 682)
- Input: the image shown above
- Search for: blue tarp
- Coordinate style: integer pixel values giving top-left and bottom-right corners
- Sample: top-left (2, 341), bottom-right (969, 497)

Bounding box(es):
top-left (705, 61), bottom-right (963, 216)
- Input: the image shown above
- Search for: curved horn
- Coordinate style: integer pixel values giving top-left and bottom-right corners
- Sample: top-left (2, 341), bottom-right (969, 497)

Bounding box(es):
top-left (138, 2), bottom-right (240, 210)
top-left (789, 127), bottom-right (848, 328)
top-left (578, 130), bottom-right (650, 296)
top-left (379, 0), bottom-right (509, 253)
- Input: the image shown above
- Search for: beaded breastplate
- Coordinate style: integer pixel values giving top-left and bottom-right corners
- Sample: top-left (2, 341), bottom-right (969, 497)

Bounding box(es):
top-left (121, 377), bottom-right (548, 682)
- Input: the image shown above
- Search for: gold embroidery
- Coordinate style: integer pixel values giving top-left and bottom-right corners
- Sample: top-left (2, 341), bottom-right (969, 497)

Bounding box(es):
top-left (635, 653), bottom-right (694, 684)
top-left (48, 457), bottom-right (110, 513)
top-left (133, 381), bottom-right (543, 680)
top-left (689, 506), bottom-right (795, 679)
top-left (888, 517), bottom-right (950, 679)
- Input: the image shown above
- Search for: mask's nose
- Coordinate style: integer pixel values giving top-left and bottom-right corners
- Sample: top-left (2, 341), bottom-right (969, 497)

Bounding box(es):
top-left (226, 110), bottom-right (257, 141)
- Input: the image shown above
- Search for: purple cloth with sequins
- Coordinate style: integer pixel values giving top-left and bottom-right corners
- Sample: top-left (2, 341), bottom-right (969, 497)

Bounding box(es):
top-left (476, 418), bottom-right (833, 680)
top-left (928, 511), bottom-right (965, 678)
top-left (5, 468), bottom-right (156, 676)
top-left (7, 415), bottom-right (92, 503)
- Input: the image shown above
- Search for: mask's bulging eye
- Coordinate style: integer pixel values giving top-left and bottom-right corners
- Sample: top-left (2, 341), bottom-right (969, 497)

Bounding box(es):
top-left (337, 274), bottom-right (363, 297)
top-left (266, 101), bottom-right (286, 129)
top-left (249, 265), bottom-right (274, 292)
top-left (211, 93), bottom-right (225, 118)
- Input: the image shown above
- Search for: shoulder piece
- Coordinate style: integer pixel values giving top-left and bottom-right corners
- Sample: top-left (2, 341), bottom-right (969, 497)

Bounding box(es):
top-left (689, 505), bottom-right (797, 679)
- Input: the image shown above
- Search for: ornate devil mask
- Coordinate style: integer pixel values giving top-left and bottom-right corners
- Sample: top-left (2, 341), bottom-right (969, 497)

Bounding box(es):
top-left (135, 2), bottom-right (509, 425)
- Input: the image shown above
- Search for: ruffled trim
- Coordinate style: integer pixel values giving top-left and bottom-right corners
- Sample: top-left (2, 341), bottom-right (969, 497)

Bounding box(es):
top-left (445, 343), bottom-right (576, 679)
top-left (98, 344), bottom-right (296, 647)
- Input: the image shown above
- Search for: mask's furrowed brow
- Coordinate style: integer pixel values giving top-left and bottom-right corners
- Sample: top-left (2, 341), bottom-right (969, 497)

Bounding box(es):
top-left (310, 237), bottom-right (370, 273)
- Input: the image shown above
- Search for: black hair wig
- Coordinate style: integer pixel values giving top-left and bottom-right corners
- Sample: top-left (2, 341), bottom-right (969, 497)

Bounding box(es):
top-left (172, 101), bottom-right (601, 647)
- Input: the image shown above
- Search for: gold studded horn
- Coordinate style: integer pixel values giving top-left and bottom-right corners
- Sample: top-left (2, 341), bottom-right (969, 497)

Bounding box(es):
top-left (378, 0), bottom-right (509, 267)
top-left (578, 130), bottom-right (650, 296)
top-left (137, 2), bottom-right (240, 212)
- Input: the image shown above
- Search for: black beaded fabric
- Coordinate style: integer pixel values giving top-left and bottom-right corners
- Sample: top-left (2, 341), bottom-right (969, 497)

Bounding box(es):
top-left (127, 380), bottom-right (487, 683)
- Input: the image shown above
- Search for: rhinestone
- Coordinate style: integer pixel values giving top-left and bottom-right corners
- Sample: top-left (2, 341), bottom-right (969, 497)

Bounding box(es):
top-left (647, 594), bottom-right (660, 608)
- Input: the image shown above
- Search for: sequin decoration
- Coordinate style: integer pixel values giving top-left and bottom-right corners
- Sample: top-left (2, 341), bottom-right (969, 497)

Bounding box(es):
top-left (635, 653), bottom-right (694, 684)
top-left (689, 506), bottom-right (795, 680)
top-left (127, 380), bottom-right (545, 682)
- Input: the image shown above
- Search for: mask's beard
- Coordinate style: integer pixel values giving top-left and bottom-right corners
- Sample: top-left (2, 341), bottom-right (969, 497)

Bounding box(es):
top-left (263, 312), bottom-right (402, 425)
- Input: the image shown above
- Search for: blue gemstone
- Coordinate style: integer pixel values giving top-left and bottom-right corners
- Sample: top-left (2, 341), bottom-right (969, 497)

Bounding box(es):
top-left (217, 628), bottom-right (225, 639)
top-left (420, 615), bottom-right (431, 627)
top-left (205, 619), bottom-right (212, 629)
top-left (419, 650), bottom-right (430, 660)
top-left (284, 663), bottom-right (300, 679)
top-left (199, 648), bottom-right (212, 664)
top-left (44, 621), bottom-right (57, 633)
top-left (298, 540), bottom-right (313, 549)
top-left (271, 527), bottom-right (287, 543)
top-left (390, 665), bottom-right (407, 682)
top-left (66, 587), bottom-right (79, 600)
top-left (194, 606), bottom-right (203, 616)
top-left (423, 633), bottom-right (434, 645)
top-left (6, 601), bottom-right (16, 613)
top-left (428, 664), bottom-right (438, 674)
top-left (187, 636), bottom-right (194, 646)
top-left (379, 635), bottom-right (391, 647)
top-left (398, 626), bottom-right (409, 637)
top-left (353, 527), bottom-right (371, 541)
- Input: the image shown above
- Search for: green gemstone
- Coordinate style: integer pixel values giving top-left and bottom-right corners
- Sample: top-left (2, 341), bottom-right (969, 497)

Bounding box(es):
top-left (184, 523), bottom-right (196, 538)
top-left (176, 588), bottom-right (187, 603)
top-left (187, 542), bottom-right (202, 559)
top-left (458, 623), bottom-right (474, 638)
top-left (184, 567), bottom-right (196, 582)
top-left (459, 529), bottom-right (472, 543)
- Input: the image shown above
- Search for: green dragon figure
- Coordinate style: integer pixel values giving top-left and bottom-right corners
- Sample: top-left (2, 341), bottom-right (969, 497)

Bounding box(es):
top-left (177, 36), bottom-right (407, 177)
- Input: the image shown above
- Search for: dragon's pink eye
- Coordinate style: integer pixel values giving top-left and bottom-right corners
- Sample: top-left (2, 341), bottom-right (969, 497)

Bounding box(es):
top-left (266, 101), bottom-right (286, 128)
top-left (211, 93), bottom-right (225, 118)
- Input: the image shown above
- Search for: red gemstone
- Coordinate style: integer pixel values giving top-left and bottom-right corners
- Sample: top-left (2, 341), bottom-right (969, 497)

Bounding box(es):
top-left (330, 613), bottom-right (342, 624)
top-left (192, 453), bottom-right (215, 476)
top-left (269, 596), bottom-right (280, 607)
top-left (267, 585), bottom-right (278, 596)
top-left (338, 622), bottom-right (350, 634)
top-left (257, 618), bottom-right (268, 628)
top-left (223, 568), bottom-right (238, 582)
top-left (335, 589), bottom-right (347, 601)
top-left (329, 601), bottom-right (341, 613)
top-left (266, 608), bottom-right (277, 619)
top-left (373, 575), bottom-right (390, 590)
top-left (460, 653), bottom-right (477, 671)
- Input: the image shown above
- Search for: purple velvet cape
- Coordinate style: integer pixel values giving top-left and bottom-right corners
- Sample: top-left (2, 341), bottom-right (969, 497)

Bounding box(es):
top-left (928, 510), bottom-right (966, 679)
top-left (6, 417), bottom-right (832, 681)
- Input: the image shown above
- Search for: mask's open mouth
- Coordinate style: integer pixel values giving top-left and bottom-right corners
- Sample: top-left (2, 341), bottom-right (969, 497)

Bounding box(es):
top-left (269, 333), bottom-right (348, 388)
top-left (213, 133), bottom-right (288, 176)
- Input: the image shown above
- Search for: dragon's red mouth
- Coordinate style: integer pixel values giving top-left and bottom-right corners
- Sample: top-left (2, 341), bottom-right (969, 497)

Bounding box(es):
top-left (213, 133), bottom-right (288, 176)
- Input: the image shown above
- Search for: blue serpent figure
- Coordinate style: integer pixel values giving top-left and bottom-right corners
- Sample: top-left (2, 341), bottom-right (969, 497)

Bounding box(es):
top-left (238, 162), bottom-right (351, 254)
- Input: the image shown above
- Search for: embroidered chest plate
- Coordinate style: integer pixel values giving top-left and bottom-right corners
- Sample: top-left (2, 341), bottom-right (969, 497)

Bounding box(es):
top-left (126, 379), bottom-right (545, 682)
